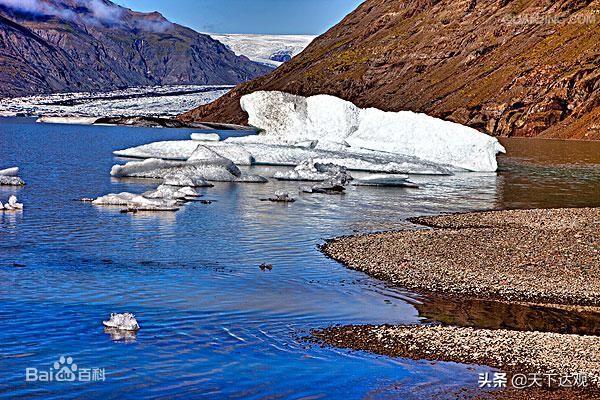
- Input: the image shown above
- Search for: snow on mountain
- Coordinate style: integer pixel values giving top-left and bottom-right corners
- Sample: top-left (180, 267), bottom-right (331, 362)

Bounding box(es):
top-left (209, 34), bottom-right (315, 68)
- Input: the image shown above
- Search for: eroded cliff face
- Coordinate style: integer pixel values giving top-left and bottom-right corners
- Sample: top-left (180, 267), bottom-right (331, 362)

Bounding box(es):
top-left (0, 1), bottom-right (271, 98)
top-left (180, 0), bottom-right (600, 140)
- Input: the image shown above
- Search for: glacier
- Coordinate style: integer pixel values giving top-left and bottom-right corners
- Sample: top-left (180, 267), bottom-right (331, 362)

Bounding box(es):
top-left (240, 91), bottom-right (505, 172)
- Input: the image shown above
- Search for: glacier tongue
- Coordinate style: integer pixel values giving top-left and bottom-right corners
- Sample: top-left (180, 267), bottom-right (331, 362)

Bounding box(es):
top-left (240, 91), bottom-right (505, 172)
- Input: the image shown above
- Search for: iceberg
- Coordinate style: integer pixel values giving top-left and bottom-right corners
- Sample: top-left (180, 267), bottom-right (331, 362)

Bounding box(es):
top-left (240, 91), bottom-right (505, 172)
top-left (102, 313), bottom-right (140, 331)
top-left (143, 185), bottom-right (200, 200)
top-left (111, 146), bottom-right (266, 184)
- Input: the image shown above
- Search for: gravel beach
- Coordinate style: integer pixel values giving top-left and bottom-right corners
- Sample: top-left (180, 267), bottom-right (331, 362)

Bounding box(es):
top-left (316, 208), bottom-right (600, 397)
top-left (312, 324), bottom-right (600, 391)
top-left (322, 208), bottom-right (600, 306)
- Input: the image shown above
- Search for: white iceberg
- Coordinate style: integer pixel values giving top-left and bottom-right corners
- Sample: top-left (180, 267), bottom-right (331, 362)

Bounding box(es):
top-left (111, 145), bottom-right (266, 184)
top-left (114, 140), bottom-right (450, 175)
top-left (352, 174), bottom-right (419, 188)
top-left (0, 167), bottom-right (19, 176)
top-left (102, 313), bottom-right (140, 331)
top-left (191, 133), bottom-right (221, 142)
top-left (274, 159), bottom-right (352, 184)
top-left (36, 116), bottom-right (99, 125)
top-left (240, 91), bottom-right (505, 172)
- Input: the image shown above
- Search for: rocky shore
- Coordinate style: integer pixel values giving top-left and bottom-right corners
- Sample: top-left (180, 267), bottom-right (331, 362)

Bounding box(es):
top-left (322, 208), bottom-right (600, 307)
top-left (315, 208), bottom-right (600, 397)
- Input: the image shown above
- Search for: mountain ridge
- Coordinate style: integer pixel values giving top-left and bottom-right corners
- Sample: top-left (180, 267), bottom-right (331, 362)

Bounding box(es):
top-left (180, 0), bottom-right (600, 140)
top-left (0, 0), bottom-right (272, 98)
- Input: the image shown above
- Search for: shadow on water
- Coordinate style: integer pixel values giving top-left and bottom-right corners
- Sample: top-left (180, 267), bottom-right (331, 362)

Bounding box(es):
top-left (415, 295), bottom-right (600, 336)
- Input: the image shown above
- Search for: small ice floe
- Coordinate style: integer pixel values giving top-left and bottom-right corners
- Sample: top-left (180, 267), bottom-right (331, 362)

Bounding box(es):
top-left (1, 195), bottom-right (23, 211)
top-left (301, 182), bottom-right (346, 195)
top-left (261, 191), bottom-right (296, 203)
top-left (191, 133), bottom-right (221, 142)
top-left (352, 174), bottom-right (419, 188)
top-left (0, 167), bottom-right (25, 186)
top-left (92, 192), bottom-right (180, 212)
top-left (274, 159), bottom-right (353, 184)
top-left (102, 313), bottom-right (140, 331)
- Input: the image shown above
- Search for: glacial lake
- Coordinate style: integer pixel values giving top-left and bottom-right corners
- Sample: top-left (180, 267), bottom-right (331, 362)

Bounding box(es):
top-left (0, 117), bottom-right (599, 399)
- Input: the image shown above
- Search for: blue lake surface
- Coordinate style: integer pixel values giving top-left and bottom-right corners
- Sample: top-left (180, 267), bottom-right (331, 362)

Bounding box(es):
top-left (0, 117), bottom-right (598, 399)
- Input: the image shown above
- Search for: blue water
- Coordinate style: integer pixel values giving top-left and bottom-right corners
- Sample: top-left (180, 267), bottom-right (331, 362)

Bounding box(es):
top-left (0, 118), bottom-right (597, 399)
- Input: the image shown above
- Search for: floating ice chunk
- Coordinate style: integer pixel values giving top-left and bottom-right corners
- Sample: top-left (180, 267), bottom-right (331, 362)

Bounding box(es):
top-left (191, 133), bottom-right (221, 142)
top-left (102, 313), bottom-right (140, 331)
top-left (36, 116), bottom-right (99, 125)
top-left (143, 185), bottom-right (199, 200)
top-left (352, 174), bottom-right (419, 188)
top-left (0, 167), bottom-right (18, 176)
top-left (2, 195), bottom-right (23, 210)
top-left (0, 176), bottom-right (25, 186)
top-left (240, 91), bottom-right (505, 172)
top-left (92, 192), bottom-right (179, 209)
top-left (274, 159), bottom-right (352, 184)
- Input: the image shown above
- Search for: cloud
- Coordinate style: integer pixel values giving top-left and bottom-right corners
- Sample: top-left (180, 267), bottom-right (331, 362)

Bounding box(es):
top-left (0, 0), bottom-right (172, 32)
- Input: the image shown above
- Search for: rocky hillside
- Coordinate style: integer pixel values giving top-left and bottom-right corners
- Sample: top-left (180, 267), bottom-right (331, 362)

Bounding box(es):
top-left (0, 0), bottom-right (271, 98)
top-left (180, 0), bottom-right (600, 140)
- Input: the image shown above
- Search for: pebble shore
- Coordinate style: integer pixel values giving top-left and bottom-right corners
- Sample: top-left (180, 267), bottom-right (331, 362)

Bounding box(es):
top-left (322, 208), bottom-right (600, 306)
top-left (315, 208), bottom-right (600, 397)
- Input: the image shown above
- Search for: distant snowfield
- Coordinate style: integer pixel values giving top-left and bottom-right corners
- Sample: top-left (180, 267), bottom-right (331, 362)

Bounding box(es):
top-left (0, 85), bottom-right (233, 118)
top-left (209, 34), bottom-right (315, 68)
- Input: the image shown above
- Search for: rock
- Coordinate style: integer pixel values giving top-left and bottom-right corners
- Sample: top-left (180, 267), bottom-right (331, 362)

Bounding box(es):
top-left (102, 313), bottom-right (140, 331)
top-left (301, 182), bottom-right (346, 195)
top-left (261, 192), bottom-right (296, 203)
top-left (259, 263), bottom-right (273, 271)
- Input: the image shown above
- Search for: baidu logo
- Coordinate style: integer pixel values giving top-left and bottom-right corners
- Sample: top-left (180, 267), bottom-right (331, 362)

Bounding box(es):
top-left (25, 356), bottom-right (106, 382)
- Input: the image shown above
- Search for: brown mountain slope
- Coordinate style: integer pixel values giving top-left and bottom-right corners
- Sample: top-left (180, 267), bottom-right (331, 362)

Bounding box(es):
top-left (179, 0), bottom-right (600, 140)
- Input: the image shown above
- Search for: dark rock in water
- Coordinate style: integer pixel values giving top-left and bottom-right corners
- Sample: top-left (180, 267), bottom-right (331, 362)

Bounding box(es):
top-left (0, 1), bottom-right (272, 98)
top-left (261, 192), bottom-right (296, 203)
top-left (259, 263), bottom-right (273, 271)
top-left (301, 183), bottom-right (346, 195)
top-left (199, 200), bottom-right (214, 205)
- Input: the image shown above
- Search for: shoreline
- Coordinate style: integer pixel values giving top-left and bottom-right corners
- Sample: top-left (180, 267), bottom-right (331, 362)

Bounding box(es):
top-left (314, 207), bottom-right (600, 396)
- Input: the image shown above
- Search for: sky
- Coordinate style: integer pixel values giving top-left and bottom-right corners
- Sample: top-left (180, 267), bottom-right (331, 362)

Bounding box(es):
top-left (113, 0), bottom-right (364, 35)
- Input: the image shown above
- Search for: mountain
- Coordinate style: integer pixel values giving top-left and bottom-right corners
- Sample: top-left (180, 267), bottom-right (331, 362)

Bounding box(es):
top-left (180, 0), bottom-right (600, 140)
top-left (0, 0), bottom-right (272, 98)
top-left (208, 34), bottom-right (315, 68)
